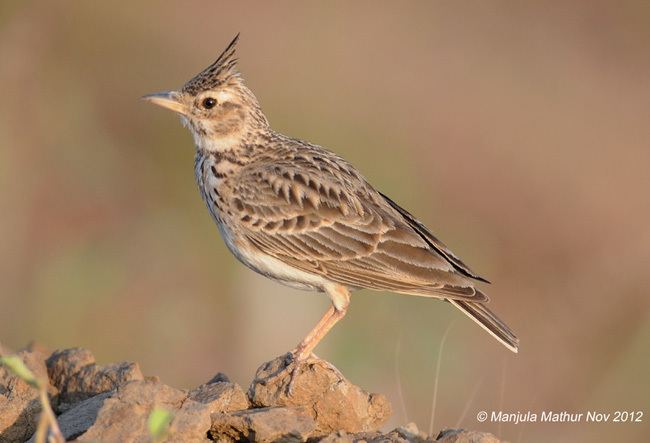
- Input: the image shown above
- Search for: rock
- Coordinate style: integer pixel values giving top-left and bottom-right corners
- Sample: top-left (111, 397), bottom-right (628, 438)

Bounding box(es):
top-left (393, 422), bottom-right (433, 442)
top-left (48, 374), bottom-right (249, 442)
top-left (167, 375), bottom-right (250, 441)
top-left (316, 422), bottom-right (434, 443)
top-left (76, 379), bottom-right (185, 442)
top-left (0, 344), bottom-right (54, 443)
top-left (26, 392), bottom-right (113, 443)
top-left (385, 422), bottom-right (431, 442)
top-left (46, 348), bottom-right (144, 413)
top-left (248, 354), bottom-right (392, 435)
top-left (2, 345), bottom-right (503, 443)
top-left (210, 406), bottom-right (316, 443)
top-left (186, 373), bottom-right (249, 412)
top-left (314, 426), bottom-right (502, 443)
top-left (317, 430), bottom-right (357, 443)
top-left (436, 428), bottom-right (502, 443)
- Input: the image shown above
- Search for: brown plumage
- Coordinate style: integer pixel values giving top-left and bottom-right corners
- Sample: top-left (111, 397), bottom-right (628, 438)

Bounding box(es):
top-left (143, 35), bottom-right (519, 361)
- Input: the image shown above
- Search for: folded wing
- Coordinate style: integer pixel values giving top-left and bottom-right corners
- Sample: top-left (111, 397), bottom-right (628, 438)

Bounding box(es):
top-left (230, 159), bottom-right (487, 301)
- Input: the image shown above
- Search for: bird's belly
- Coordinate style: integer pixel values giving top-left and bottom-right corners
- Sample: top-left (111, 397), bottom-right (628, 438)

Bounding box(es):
top-left (196, 153), bottom-right (326, 291)
top-left (216, 219), bottom-right (327, 292)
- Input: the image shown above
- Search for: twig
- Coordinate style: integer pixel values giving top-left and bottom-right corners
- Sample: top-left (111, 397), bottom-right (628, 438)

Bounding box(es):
top-left (34, 412), bottom-right (47, 443)
top-left (455, 377), bottom-right (484, 428)
top-left (394, 338), bottom-right (409, 423)
top-left (428, 321), bottom-right (455, 436)
top-left (38, 386), bottom-right (65, 443)
top-left (0, 355), bottom-right (64, 443)
top-left (497, 358), bottom-right (507, 438)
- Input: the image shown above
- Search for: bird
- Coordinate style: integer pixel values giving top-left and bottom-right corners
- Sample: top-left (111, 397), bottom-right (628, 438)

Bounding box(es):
top-left (143, 34), bottom-right (519, 368)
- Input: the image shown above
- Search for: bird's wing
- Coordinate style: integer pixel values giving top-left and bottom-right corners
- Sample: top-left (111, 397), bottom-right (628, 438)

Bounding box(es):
top-left (378, 192), bottom-right (490, 283)
top-left (230, 160), bottom-right (487, 301)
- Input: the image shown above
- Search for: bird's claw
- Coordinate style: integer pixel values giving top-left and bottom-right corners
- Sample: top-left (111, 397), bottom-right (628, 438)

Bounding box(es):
top-left (259, 351), bottom-right (345, 397)
top-left (273, 351), bottom-right (320, 395)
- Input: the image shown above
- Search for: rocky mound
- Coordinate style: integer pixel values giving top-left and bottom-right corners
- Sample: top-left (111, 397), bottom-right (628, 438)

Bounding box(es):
top-left (0, 344), bottom-right (501, 442)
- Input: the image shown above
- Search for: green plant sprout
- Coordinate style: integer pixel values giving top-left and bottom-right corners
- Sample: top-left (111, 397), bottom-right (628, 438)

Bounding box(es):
top-left (147, 406), bottom-right (173, 443)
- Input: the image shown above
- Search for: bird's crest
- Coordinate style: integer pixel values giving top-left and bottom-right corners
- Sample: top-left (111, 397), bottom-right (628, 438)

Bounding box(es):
top-left (182, 33), bottom-right (241, 95)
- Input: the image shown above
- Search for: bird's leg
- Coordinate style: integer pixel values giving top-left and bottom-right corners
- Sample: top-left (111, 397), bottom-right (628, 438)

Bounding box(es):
top-left (292, 284), bottom-right (351, 360)
top-left (292, 304), bottom-right (347, 360)
top-left (260, 304), bottom-right (344, 395)
top-left (290, 305), bottom-right (336, 359)
top-left (253, 285), bottom-right (351, 394)
top-left (277, 285), bottom-right (350, 393)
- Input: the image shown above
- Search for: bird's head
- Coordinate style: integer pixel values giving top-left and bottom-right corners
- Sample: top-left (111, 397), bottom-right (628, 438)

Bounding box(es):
top-left (143, 34), bottom-right (268, 152)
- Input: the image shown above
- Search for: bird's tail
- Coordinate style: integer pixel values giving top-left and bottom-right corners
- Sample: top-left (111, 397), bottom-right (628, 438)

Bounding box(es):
top-left (449, 299), bottom-right (519, 353)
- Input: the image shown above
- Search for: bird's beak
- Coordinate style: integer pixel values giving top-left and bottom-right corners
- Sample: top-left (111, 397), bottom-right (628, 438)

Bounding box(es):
top-left (141, 91), bottom-right (187, 115)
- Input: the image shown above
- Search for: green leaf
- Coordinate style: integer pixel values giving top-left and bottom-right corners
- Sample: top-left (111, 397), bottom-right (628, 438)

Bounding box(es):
top-left (0, 355), bottom-right (39, 387)
top-left (147, 407), bottom-right (173, 441)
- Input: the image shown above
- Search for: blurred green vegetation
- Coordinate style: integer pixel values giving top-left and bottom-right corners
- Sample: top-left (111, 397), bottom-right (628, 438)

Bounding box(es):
top-left (1, 2), bottom-right (649, 441)
top-left (148, 407), bottom-right (173, 443)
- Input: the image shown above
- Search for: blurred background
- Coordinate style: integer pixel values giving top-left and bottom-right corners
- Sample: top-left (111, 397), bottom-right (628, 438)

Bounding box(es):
top-left (1, 1), bottom-right (649, 441)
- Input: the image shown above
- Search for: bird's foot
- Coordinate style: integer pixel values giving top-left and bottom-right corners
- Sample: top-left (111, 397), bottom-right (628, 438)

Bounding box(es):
top-left (257, 350), bottom-right (327, 396)
top-left (279, 350), bottom-right (311, 396)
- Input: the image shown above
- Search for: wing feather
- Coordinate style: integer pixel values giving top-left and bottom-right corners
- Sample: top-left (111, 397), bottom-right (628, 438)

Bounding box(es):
top-left (379, 192), bottom-right (490, 283)
top-left (231, 161), bottom-right (486, 301)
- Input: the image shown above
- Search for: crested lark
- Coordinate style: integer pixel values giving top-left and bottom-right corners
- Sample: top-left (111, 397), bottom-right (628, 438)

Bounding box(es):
top-left (143, 35), bottom-right (519, 364)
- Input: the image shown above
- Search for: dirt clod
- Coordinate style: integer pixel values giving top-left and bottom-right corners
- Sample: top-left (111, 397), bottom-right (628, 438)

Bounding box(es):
top-left (210, 406), bottom-right (316, 442)
top-left (436, 428), bottom-right (502, 443)
top-left (247, 353), bottom-right (391, 435)
top-left (46, 347), bottom-right (144, 413)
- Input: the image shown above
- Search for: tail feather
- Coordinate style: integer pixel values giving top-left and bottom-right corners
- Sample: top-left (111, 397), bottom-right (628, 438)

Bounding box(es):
top-left (449, 300), bottom-right (519, 353)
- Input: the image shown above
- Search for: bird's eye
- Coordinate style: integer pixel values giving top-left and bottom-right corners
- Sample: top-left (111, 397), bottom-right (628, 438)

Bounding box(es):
top-left (202, 97), bottom-right (217, 109)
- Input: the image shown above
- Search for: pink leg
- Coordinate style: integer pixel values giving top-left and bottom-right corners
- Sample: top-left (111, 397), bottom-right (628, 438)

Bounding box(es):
top-left (259, 285), bottom-right (351, 395)
top-left (292, 285), bottom-right (350, 359)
